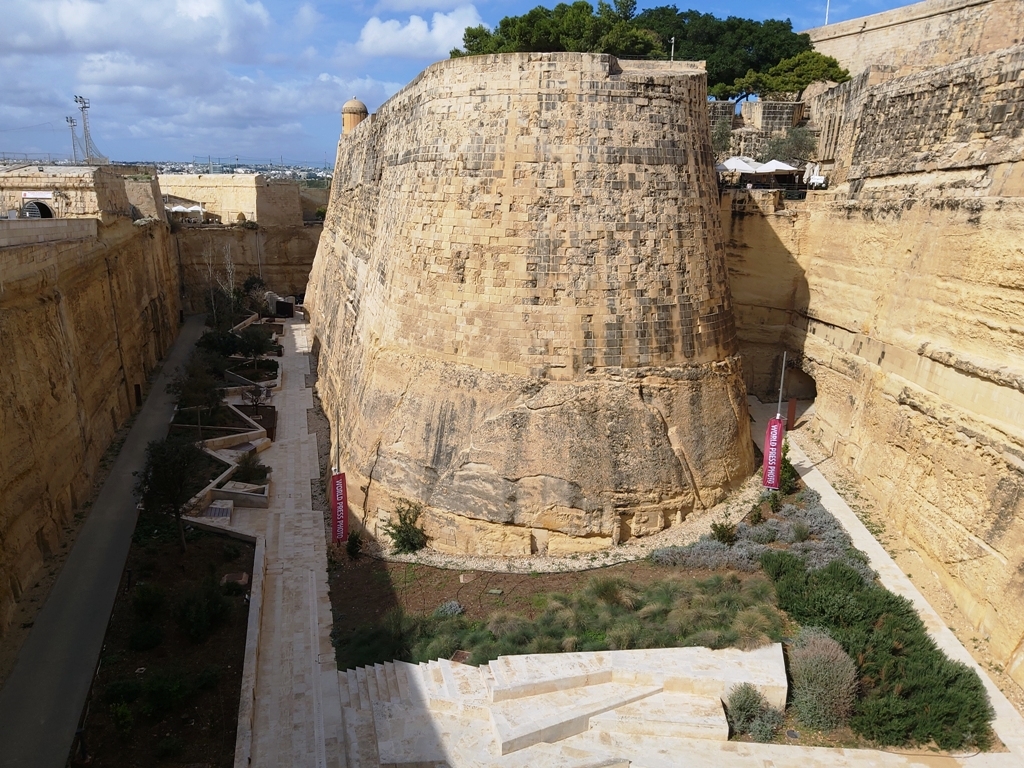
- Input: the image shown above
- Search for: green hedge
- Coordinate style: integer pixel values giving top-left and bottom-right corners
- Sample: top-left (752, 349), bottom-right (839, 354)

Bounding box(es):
top-left (761, 551), bottom-right (994, 749)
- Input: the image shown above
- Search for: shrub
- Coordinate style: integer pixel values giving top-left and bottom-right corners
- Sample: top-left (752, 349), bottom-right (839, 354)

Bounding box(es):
top-left (195, 664), bottom-right (221, 691)
top-left (233, 451), bottom-right (269, 484)
top-left (780, 440), bottom-right (800, 495)
top-left (103, 678), bottom-right (142, 704)
top-left (129, 622), bottom-right (164, 651)
top-left (346, 530), bottom-right (363, 559)
top-left (750, 706), bottom-right (785, 742)
top-left (109, 702), bottom-right (134, 736)
top-left (650, 537), bottom-right (767, 572)
top-left (746, 524), bottom-right (777, 545)
top-left (141, 669), bottom-right (191, 717)
top-left (762, 553), bottom-right (995, 749)
top-left (790, 522), bottom-right (811, 543)
top-left (381, 501), bottom-right (428, 554)
top-left (222, 542), bottom-right (241, 562)
top-left (434, 600), bottom-right (465, 618)
top-left (748, 505), bottom-right (764, 526)
top-left (768, 491), bottom-right (783, 513)
top-left (789, 627), bottom-right (857, 731)
top-left (175, 576), bottom-right (230, 643)
top-left (711, 518), bottom-right (738, 546)
top-left (196, 329), bottom-right (240, 357)
top-left (132, 583), bottom-right (166, 620)
top-left (725, 682), bottom-right (766, 734)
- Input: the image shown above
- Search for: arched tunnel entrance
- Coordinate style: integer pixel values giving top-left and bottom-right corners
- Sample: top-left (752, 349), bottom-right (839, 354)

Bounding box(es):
top-left (22, 201), bottom-right (54, 218)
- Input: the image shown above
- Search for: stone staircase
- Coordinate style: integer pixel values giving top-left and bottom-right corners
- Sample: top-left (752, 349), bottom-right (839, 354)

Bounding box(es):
top-left (335, 645), bottom-right (787, 767)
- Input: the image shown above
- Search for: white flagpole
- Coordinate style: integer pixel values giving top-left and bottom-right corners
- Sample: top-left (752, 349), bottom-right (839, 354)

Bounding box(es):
top-left (776, 351), bottom-right (787, 419)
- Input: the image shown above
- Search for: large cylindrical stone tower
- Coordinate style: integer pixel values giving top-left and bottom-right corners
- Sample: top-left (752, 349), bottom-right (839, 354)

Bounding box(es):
top-left (307, 53), bottom-right (753, 555)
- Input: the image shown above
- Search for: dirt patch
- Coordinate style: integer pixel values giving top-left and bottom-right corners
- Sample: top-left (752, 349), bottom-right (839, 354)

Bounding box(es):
top-left (71, 516), bottom-right (254, 767)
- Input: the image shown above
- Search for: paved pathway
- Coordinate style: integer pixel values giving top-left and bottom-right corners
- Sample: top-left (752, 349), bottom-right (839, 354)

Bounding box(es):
top-left (0, 314), bottom-right (207, 768)
top-left (216, 318), bottom-right (345, 768)
top-left (749, 397), bottom-right (1024, 765)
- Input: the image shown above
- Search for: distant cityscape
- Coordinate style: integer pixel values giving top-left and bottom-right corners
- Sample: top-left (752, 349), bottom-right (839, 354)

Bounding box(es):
top-left (0, 152), bottom-right (333, 181)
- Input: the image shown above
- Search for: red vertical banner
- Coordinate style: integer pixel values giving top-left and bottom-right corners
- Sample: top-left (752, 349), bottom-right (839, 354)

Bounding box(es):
top-left (762, 418), bottom-right (786, 490)
top-left (330, 473), bottom-right (348, 543)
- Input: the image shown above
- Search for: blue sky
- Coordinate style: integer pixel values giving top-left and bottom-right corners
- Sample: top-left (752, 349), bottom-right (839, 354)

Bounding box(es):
top-left (0, 0), bottom-right (914, 163)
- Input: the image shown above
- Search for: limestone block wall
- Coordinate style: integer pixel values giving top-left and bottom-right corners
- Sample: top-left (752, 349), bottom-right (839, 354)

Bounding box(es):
top-left (723, 44), bottom-right (1024, 686)
top-left (739, 101), bottom-right (803, 134)
top-left (173, 223), bottom-right (322, 309)
top-left (0, 218), bottom-right (180, 637)
top-left (806, 0), bottom-right (1024, 77)
top-left (307, 52), bottom-right (753, 555)
top-left (158, 174), bottom-right (304, 226)
top-left (0, 166), bottom-right (134, 222)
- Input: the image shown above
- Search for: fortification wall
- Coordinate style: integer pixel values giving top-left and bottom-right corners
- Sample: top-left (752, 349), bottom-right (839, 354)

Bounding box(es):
top-left (173, 223), bottom-right (321, 309)
top-left (307, 52), bottom-right (753, 555)
top-left (0, 167), bottom-right (134, 223)
top-left (724, 44), bottom-right (1024, 686)
top-left (158, 175), bottom-right (303, 227)
top-left (0, 218), bottom-right (180, 637)
top-left (806, 0), bottom-right (1023, 76)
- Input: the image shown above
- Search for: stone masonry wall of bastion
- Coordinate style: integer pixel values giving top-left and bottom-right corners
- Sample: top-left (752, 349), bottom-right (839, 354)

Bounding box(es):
top-left (0, 215), bottom-right (180, 639)
top-left (722, 42), bottom-right (1024, 686)
top-left (306, 53), bottom-right (754, 556)
top-left (805, 0), bottom-right (1023, 78)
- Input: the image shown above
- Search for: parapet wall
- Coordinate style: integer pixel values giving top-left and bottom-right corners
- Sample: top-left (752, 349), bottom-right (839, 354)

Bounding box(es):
top-left (158, 174), bottom-right (303, 226)
top-left (806, 0), bottom-right (1024, 76)
top-left (307, 53), bottom-right (753, 554)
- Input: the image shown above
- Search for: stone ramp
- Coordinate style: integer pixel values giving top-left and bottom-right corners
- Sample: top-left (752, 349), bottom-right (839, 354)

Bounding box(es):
top-left (335, 646), bottom-right (768, 766)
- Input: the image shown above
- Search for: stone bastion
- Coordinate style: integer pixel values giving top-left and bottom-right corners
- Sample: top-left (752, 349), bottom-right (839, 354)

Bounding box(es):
top-left (306, 53), bottom-right (754, 555)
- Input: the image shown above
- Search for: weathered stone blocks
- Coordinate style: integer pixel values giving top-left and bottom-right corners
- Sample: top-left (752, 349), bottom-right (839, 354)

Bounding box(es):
top-left (307, 53), bottom-right (753, 553)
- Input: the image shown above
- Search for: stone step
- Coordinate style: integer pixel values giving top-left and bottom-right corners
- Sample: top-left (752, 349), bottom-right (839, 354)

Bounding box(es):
top-left (373, 699), bottom-right (449, 765)
top-left (374, 663), bottom-right (390, 702)
top-left (487, 652), bottom-right (613, 702)
top-left (366, 664), bottom-right (380, 704)
top-left (343, 706), bottom-right (381, 768)
top-left (355, 666), bottom-right (371, 711)
top-left (346, 668), bottom-right (360, 710)
top-left (490, 682), bottom-right (662, 755)
top-left (384, 661), bottom-right (400, 702)
top-left (338, 670), bottom-right (352, 708)
top-left (393, 660), bottom-right (413, 702)
top-left (395, 660), bottom-right (424, 704)
top-left (588, 692), bottom-right (729, 741)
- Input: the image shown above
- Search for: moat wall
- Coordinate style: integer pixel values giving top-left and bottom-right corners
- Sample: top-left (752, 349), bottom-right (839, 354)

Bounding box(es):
top-left (0, 218), bottom-right (180, 636)
top-left (725, 43), bottom-right (1024, 685)
top-left (307, 53), bottom-right (754, 554)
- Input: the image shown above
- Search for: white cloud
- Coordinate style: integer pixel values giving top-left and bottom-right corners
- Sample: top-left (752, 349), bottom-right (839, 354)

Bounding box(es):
top-left (357, 5), bottom-right (481, 58)
top-left (293, 3), bottom-right (324, 36)
top-left (373, 0), bottom-right (472, 11)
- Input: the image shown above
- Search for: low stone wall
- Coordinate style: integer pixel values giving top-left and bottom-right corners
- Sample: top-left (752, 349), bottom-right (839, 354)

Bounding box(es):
top-left (0, 218), bottom-right (97, 248)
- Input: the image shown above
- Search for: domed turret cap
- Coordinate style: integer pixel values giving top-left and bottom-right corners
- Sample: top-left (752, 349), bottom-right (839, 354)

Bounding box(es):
top-left (342, 98), bottom-right (368, 115)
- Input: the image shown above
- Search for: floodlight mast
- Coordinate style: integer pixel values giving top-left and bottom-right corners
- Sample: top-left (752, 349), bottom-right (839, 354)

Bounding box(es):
top-left (74, 95), bottom-right (109, 165)
top-left (65, 116), bottom-right (79, 163)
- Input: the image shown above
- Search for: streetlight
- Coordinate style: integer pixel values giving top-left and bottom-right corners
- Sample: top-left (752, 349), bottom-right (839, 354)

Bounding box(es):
top-left (670, 36), bottom-right (675, 61)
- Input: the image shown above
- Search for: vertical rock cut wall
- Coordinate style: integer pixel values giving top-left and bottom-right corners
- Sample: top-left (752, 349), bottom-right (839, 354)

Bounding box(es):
top-left (307, 53), bottom-right (754, 555)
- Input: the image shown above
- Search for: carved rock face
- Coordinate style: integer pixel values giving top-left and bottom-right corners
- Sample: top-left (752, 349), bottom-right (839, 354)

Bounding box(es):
top-left (307, 53), bottom-right (753, 553)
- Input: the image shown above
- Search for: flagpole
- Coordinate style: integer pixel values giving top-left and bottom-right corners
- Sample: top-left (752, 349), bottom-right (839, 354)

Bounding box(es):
top-left (825, 0), bottom-right (831, 25)
top-left (776, 351), bottom-right (787, 419)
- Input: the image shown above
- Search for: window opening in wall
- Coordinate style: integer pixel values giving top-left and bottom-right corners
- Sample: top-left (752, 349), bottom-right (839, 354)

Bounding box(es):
top-left (22, 201), bottom-right (54, 218)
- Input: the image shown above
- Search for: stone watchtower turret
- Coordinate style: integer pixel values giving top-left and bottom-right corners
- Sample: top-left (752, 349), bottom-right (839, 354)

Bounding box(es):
top-left (341, 97), bottom-right (368, 136)
top-left (308, 53), bottom-right (754, 554)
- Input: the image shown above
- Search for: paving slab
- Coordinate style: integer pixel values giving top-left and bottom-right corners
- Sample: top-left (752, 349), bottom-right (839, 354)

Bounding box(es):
top-left (588, 692), bottom-right (729, 741)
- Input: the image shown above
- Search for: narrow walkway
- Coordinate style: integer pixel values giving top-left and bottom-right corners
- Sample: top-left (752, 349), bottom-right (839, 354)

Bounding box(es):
top-left (218, 318), bottom-right (344, 767)
top-left (749, 397), bottom-right (1024, 764)
top-left (0, 314), bottom-right (207, 768)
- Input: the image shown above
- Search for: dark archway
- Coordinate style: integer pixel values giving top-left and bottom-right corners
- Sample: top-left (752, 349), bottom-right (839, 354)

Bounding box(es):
top-left (22, 201), bottom-right (54, 218)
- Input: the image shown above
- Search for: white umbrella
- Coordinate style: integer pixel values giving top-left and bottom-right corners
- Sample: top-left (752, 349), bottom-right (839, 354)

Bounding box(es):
top-left (758, 159), bottom-right (798, 173)
top-left (720, 156), bottom-right (763, 173)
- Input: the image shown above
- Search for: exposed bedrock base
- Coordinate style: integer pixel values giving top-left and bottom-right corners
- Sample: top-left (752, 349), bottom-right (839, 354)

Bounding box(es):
top-left (333, 350), bottom-right (752, 555)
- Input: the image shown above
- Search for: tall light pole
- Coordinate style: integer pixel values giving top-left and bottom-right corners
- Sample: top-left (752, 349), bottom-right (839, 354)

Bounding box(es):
top-left (825, 0), bottom-right (831, 25)
top-left (66, 116), bottom-right (78, 163)
top-left (670, 36), bottom-right (675, 61)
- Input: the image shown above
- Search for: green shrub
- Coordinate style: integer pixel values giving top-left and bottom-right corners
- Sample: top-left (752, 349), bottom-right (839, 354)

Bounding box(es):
top-left (129, 622), bottom-right (164, 651)
top-left (222, 542), bottom-right (241, 562)
top-left (233, 451), bottom-right (269, 484)
top-left (780, 440), bottom-right (800, 495)
top-left (103, 678), bottom-right (141, 704)
top-left (381, 501), bottom-right (428, 554)
top-left (155, 736), bottom-right (184, 760)
top-left (748, 505), bottom-right (764, 526)
top-left (175, 576), bottom-right (230, 643)
top-left (750, 706), bottom-right (785, 742)
top-left (434, 600), bottom-right (464, 618)
top-left (725, 682), bottom-right (766, 735)
top-left (710, 519), bottom-right (738, 546)
top-left (761, 552), bottom-right (995, 749)
top-left (789, 627), bottom-right (857, 731)
top-left (768, 491), bottom-right (783, 513)
top-left (132, 583), bottom-right (166, 620)
top-left (141, 669), bottom-right (191, 718)
top-left (346, 531), bottom-right (363, 559)
top-left (109, 702), bottom-right (134, 735)
top-left (790, 522), bottom-right (810, 543)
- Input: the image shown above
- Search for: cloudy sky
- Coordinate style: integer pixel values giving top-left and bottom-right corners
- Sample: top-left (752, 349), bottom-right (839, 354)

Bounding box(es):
top-left (0, 0), bottom-right (912, 164)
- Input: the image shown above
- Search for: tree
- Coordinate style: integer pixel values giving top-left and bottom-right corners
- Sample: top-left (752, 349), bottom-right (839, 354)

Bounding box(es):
top-left (243, 384), bottom-right (271, 415)
top-left (757, 126), bottom-right (818, 165)
top-left (168, 350), bottom-right (226, 413)
top-left (712, 51), bottom-right (850, 100)
top-left (712, 116), bottom-right (733, 156)
top-left (237, 324), bottom-right (274, 373)
top-left (134, 436), bottom-right (206, 552)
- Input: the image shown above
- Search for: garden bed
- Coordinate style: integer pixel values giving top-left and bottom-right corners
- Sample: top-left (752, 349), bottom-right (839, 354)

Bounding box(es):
top-left (71, 513), bottom-right (255, 766)
top-left (235, 405), bottom-right (276, 441)
top-left (171, 404), bottom-right (254, 438)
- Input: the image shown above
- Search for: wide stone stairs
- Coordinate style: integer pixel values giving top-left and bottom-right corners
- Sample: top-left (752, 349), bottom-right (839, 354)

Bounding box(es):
top-left (335, 645), bottom-right (787, 767)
